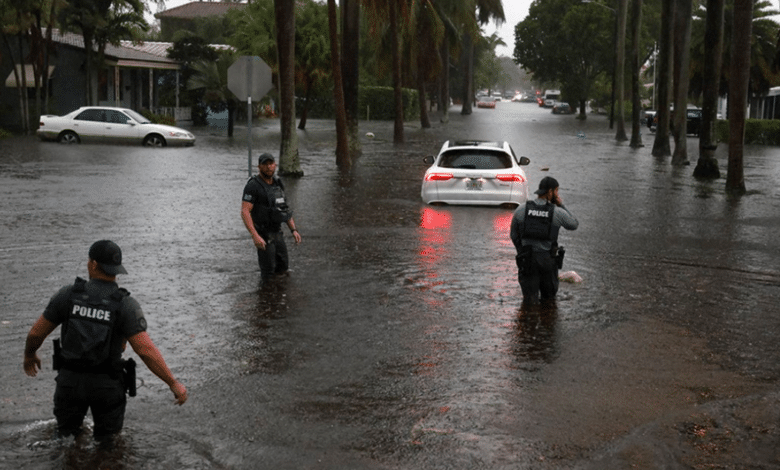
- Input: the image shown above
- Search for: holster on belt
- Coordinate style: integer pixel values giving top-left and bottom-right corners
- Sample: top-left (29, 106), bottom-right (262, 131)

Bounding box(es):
top-left (52, 339), bottom-right (61, 371)
top-left (515, 245), bottom-right (533, 274)
top-left (122, 358), bottom-right (137, 397)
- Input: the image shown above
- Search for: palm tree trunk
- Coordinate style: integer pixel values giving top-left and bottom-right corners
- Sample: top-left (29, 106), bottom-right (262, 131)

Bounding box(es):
top-left (614, 0), bottom-right (628, 142)
top-left (328, 0), bottom-right (350, 169)
top-left (693, 0), bottom-right (725, 179)
top-left (671, 0), bottom-right (692, 165)
top-left (274, 0), bottom-right (303, 176)
top-left (726, 0), bottom-right (752, 195)
top-left (390, 0), bottom-right (404, 144)
top-left (439, 37), bottom-right (450, 124)
top-left (652, 0), bottom-right (673, 157)
top-left (460, 32), bottom-right (473, 116)
top-left (629, 0), bottom-right (643, 148)
top-left (341, 0), bottom-right (361, 158)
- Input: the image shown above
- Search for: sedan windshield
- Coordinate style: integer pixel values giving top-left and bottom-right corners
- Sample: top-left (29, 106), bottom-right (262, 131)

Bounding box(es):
top-left (123, 109), bottom-right (151, 124)
top-left (438, 150), bottom-right (512, 170)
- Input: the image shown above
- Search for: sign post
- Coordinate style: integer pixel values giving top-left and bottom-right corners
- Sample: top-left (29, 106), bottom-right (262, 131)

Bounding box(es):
top-left (227, 56), bottom-right (273, 177)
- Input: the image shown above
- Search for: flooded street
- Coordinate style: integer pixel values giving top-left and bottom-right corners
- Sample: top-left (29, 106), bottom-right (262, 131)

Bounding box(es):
top-left (2, 102), bottom-right (780, 469)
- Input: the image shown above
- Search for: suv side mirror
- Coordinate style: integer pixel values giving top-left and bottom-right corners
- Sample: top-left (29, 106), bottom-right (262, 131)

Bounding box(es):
top-left (423, 155), bottom-right (435, 165)
top-left (518, 156), bottom-right (530, 166)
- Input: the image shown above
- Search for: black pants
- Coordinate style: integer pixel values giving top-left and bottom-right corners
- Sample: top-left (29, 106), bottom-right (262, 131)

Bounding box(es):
top-left (256, 230), bottom-right (289, 279)
top-left (517, 250), bottom-right (559, 304)
top-left (54, 369), bottom-right (126, 439)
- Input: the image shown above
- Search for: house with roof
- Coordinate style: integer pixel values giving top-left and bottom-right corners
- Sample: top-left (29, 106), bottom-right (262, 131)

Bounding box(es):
top-left (155, 1), bottom-right (247, 42)
top-left (0, 30), bottom-right (195, 132)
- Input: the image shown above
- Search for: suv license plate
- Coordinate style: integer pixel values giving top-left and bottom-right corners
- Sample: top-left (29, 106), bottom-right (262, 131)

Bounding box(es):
top-left (465, 179), bottom-right (483, 190)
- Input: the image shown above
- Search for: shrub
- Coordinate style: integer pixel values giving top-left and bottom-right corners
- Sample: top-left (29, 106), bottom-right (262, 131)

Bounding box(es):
top-left (0, 128), bottom-right (12, 139)
top-left (139, 109), bottom-right (177, 126)
top-left (715, 119), bottom-right (780, 145)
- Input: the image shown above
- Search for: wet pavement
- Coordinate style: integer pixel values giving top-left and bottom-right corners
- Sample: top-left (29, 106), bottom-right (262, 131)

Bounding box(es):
top-left (2, 102), bottom-right (780, 469)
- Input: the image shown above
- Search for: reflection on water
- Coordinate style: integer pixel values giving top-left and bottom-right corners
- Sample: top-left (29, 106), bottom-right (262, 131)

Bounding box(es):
top-left (511, 301), bottom-right (559, 366)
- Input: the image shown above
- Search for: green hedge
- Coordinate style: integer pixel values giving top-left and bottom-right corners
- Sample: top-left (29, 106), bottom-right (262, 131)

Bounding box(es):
top-left (296, 86), bottom-right (420, 121)
top-left (715, 119), bottom-right (780, 145)
top-left (358, 86), bottom-right (419, 121)
top-left (139, 109), bottom-right (177, 126)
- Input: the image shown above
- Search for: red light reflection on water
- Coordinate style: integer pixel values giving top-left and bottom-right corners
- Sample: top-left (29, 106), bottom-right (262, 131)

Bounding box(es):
top-left (416, 208), bottom-right (452, 296)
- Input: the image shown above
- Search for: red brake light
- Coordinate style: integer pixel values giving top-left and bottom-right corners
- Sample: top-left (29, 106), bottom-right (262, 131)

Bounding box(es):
top-left (497, 174), bottom-right (526, 183)
top-left (425, 172), bottom-right (453, 181)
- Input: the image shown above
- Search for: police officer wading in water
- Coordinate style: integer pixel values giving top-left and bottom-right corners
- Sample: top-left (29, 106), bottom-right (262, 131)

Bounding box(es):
top-left (510, 177), bottom-right (579, 304)
top-left (241, 153), bottom-right (302, 279)
top-left (23, 240), bottom-right (187, 441)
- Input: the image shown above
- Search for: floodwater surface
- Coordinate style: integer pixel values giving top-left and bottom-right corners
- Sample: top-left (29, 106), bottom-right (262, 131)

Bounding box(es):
top-left (2, 102), bottom-right (780, 469)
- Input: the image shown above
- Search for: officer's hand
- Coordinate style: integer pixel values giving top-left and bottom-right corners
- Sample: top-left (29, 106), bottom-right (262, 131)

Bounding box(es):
top-left (292, 230), bottom-right (302, 244)
top-left (170, 381), bottom-right (187, 405)
top-left (252, 234), bottom-right (266, 250)
top-left (24, 355), bottom-right (41, 377)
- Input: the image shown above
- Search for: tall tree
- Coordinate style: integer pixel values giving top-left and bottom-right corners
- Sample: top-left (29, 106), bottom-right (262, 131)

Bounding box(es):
top-left (327, 0), bottom-right (350, 170)
top-left (413, 0), bottom-right (445, 129)
top-left (390, 0), bottom-right (404, 143)
top-left (613, 0), bottom-right (628, 141)
top-left (726, 0), bottom-right (752, 195)
top-left (514, 0), bottom-right (613, 120)
top-left (58, 0), bottom-right (146, 105)
top-left (629, 0), bottom-right (643, 148)
top-left (186, 51), bottom-right (238, 136)
top-left (671, 0), bottom-right (693, 165)
top-left (296, 0), bottom-right (330, 130)
top-left (340, 0), bottom-right (361, 158)
top-left (693, 0), bottom-right (725, 179)
top-left (274, 0), bottom-right (302, 176)
top-left (651, 0), bottom-right (673, 157)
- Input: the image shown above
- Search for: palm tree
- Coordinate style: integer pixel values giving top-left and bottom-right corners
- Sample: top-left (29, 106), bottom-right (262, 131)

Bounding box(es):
top-left (651, 0), bottom-right (673, 157)
top-left (340, 0), bottom-right (361, 158)
top-left (726, 0), bottom-right (752, 195)
top-left (671, 0), bottom-right (693, 165)
top-left (274, 0), bottom-right (302, 176)
top-left (614, 0), bottom-right (628, 142)
top-left (327, 0), bottom-right (349, 169)
top-left (693, 0), bottom-right (725, 179)
top-left (628, 0), bottom-right (643, 148)
top-left (187, 53), bottom-right (238, 137)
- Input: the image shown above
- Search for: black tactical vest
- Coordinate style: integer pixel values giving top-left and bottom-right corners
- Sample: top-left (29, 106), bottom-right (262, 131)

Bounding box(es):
top-left (521, 201), bottom-right (555, 241)
top-left (60, 277), bottom-right (129, 373)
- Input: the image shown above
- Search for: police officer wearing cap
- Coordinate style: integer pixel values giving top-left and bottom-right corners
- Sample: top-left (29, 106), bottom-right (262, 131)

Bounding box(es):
top-left (510, 177), bottom-right (579, 304)
top-left (241, 153), bottom-right (302, 279)
top-left (23, 240), bottom-right (187, 441)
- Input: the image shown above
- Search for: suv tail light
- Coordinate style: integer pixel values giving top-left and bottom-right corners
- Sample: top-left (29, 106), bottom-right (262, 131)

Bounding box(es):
top-left (425, 172), bottom-right (453, 181)
top-left (497, 174), bottom-right (526, 183)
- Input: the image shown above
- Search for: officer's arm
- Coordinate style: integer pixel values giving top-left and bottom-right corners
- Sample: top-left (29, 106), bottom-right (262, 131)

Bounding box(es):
top-left (127, 331), bottom-right (187, 405)
top-left (23, 316), bottom-right (57, 377)
top-left (241, 201), bottom-right (266, 248)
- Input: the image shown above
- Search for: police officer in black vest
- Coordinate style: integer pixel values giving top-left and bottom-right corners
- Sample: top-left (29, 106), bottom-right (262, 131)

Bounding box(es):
top-left (23, 240), bottom-right (187, 441)
top-left (510, 177), bottom-right (579, 304)
top-left (241, 153), bottom-right (302, 279)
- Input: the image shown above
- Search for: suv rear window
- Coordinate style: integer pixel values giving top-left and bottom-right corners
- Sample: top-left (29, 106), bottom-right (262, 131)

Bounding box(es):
top-left (439, 150), bottom-right (512, 169)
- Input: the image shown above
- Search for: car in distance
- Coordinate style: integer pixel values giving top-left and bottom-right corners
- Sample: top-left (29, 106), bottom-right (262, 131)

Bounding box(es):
top-left (552, 102), bottom-right (574, 114)
top-left (37, 106), bottom-right (195, 147)
top-left (421, 140), bottom-right (531, 207)
top-left (649, 107), bottom-right (702, 136)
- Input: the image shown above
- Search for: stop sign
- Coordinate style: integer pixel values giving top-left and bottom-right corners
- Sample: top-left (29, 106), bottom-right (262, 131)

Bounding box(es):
top-left (228, 56), bottom-right (273, 101)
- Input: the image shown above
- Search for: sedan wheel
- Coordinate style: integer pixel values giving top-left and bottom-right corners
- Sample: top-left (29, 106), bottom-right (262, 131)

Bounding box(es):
top-left (143, 134), bottom-right (166, 147)
top-left (58, 131), bottom-right (79, 144)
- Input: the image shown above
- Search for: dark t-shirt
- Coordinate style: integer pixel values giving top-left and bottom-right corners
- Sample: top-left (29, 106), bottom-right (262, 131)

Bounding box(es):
top-left (242, 176), bottom-right (285, 234)
top-left (43, 278), bottom-right (147, 365)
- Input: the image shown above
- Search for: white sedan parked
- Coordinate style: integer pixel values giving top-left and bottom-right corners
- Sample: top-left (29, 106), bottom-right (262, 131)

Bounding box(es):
top-left (421, 140), bottom-right (531, 207)
top-left (37, 106), bottom-right (195, 147)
